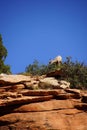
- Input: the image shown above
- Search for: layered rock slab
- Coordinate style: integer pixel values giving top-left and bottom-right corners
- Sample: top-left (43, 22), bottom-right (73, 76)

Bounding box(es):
top-left (0, 99), bottom-right (87, 130)
top-left (0, 89), bottom-right (87, 130)
top-left (0, 73), bottom-right (87, 130)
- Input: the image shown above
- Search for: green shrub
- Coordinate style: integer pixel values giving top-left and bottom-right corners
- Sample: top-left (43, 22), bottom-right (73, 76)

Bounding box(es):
top-left (25, 57), bottom-right (87, 89)
top-left (0, 34), bottom-right (11, 74)
top-left (61, 57), bottom-right (87, 89)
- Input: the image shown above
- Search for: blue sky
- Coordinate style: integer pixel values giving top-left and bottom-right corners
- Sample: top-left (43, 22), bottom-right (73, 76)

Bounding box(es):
top-left (0, 0), bottom-right (87, 74)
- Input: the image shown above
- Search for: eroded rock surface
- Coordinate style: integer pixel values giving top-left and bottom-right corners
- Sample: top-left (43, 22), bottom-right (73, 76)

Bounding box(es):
top-left (39, 77), bottom-right (70, 89)
top-left (0, 73), bottom-right (87, 130)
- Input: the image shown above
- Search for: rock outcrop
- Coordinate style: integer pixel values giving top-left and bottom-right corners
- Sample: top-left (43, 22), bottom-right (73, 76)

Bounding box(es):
top-left (0, 73), bottom-right (87, 130)
top-left (39, 77), bottom-right (70, 89)
top-left (0, 73), bottom-right (70, 89)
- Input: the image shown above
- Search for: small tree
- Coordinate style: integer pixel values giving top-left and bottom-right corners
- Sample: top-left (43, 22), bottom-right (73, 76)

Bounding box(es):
top-left (25, 60), bottom-right (39, 75)
top-left (0, 34), bottom-right (11, 74)
top-left (62, 57), bottom-right (87, 89)
top-left (25, 60), bottom-right (49, 75)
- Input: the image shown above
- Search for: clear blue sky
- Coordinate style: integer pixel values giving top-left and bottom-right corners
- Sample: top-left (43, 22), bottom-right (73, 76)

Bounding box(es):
top-left (0, 0), bottom-right (87, 74)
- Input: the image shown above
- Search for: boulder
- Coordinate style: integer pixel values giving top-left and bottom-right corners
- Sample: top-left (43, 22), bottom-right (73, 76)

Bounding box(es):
top-left (39, 77), bottom-right (70, 89)
top-left (58, 80), bottom-right (70, 89)
top-left (23, 80), bottom-right (39, 90)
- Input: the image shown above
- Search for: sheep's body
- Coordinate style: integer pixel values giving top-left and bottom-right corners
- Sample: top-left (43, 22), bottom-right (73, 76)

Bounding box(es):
top-left (49, 55), bottom-right (62, 65)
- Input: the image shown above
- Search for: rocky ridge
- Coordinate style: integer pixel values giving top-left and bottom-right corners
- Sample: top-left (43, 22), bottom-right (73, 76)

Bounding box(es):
top-left (0, 71), bottom-right (87, 130)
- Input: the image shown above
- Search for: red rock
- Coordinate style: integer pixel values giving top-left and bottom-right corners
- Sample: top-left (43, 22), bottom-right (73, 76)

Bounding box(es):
top-left (0, 99), bottom-right (87, 130)
top-left (0, 74), bottom-right (87, 130)
top-left (65, 88), bottom-right (81, 94)
top-left (81, 94), bottom-right (87, 103)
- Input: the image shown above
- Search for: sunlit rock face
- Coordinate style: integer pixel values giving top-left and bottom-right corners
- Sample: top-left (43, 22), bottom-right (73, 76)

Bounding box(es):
top-left (0, 73), bottom-right (87, 130)
top-left (39, 77), bottom-right (70, 89)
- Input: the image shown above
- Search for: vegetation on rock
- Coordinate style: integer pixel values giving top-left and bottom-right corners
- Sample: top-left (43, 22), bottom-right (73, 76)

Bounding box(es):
top-left (0, 35), bottom-right (87, 89)
top-left (25, 57), bottom-right (87, 89)
top-left (61, 57), bottom-right (87, 89)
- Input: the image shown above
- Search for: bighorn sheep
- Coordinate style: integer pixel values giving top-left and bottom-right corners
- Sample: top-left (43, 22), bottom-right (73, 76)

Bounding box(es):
top-left (49, 55), bottom-right (62, 65)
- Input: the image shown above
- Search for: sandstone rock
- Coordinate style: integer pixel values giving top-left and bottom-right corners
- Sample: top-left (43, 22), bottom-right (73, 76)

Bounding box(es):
top-left (0, 74), bottom-right (31, 86)
top-left (19, 89), bottom-right (81, 100)
top-left (0, 95), bottom-right (54, 107)
top-left (0, 99), bottom-right (87, 130)
top-left (0, 74), bottom-right (87, 130)
top-left (55, 93), bottom-right (81, 100)
top-left (0, 88), bottom-right (5, 93)
top-left (13, 99), bottom-right (74, 112)
top-left (75, 103), bottom-right (87, 111)
top-left (23, 80), bottom-right (39, 90)
top-left (19, 89), bottom-right (65, 96)
top-left (39, 77), bottom-right (70, 89)
top-left (58, 80), bottom-right (70, 88)
top-left (65, 88), bottom-right (81, 94)
top-left (0, 92), bottom-right (22, 99)
top-left (12, 84), bottom-right (25, 90)
top-left (81, 94), bottom-right (87, 103)
top-left (0, 84), bottom-right (25, 93)
top-left (65, 89), bottom-right (81, 99)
